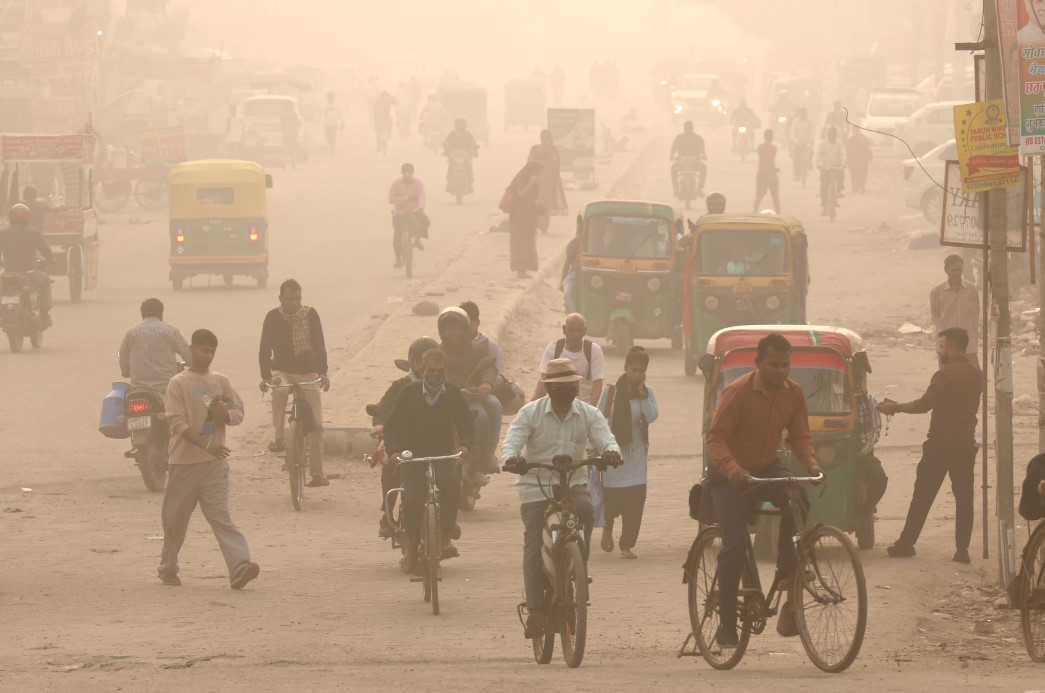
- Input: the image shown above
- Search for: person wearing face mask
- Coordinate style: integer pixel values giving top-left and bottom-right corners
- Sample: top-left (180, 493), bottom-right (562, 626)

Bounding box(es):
top-left (382, 348), bottom-right (474, 574)
top-left (501, 358), bottom-right (621, 638)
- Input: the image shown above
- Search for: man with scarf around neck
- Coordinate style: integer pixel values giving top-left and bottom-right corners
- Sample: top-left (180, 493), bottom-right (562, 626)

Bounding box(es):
top-left (502, 358), bottom-right (621, 638)
top-left (258, 279), bottom-right (331, 487)
top-left (596, 346), bottom-right (658, 560)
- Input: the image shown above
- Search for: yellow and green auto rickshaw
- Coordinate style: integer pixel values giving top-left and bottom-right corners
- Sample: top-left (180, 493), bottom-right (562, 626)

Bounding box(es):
top-left (697, 325), bottom-right (880, 550)
top-left (682, 213), bottom-right (808, 375)
top-left (575, 200), bottom-right (684, 356)
top-left (168, 160), bottom-right (272, 290)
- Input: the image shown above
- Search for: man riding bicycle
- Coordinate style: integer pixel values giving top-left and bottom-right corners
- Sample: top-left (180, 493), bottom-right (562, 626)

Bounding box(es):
top-left (388, 163), bottom-right (429, 267)
top-left (704, 333), bottom-right (822, 648)
top-left (383, 348), bottom-right (474, 574)
top-left (502, 358), bottom-right (621, 638)
top-left (815, 127), bottom-right (846, 215)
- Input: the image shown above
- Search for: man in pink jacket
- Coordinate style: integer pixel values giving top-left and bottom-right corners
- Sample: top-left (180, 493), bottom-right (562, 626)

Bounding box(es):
top-left (159, 328), bottom-right (259, 589)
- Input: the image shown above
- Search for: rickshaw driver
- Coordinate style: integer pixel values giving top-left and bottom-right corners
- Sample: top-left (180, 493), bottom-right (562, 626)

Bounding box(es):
top-left (704, 333), bottom-right (823, 648)
top-left (0, 203), bottom-right (54, 324)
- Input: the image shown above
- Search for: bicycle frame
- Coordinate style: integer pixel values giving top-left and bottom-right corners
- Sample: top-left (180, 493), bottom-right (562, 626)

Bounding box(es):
top-left (383, 451), bottom-right (464, 543)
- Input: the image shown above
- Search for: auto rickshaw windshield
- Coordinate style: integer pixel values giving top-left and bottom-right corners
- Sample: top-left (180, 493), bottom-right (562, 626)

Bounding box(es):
top-left (585, 215), bottom-right (673, 259)
top-left (698, 229), bottom-right (788, 275)
top-left (715, 352), bottom-right (852, 416)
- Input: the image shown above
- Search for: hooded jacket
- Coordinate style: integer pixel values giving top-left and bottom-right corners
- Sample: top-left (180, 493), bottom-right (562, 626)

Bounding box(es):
top-left (437, 307), bottom-right (496, 390)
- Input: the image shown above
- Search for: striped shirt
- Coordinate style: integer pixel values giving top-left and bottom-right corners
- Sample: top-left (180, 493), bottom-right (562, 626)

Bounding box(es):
top-left (119, 317), bottom-right (192, 392)
top-left (929, 280), bottom-right (979, 352)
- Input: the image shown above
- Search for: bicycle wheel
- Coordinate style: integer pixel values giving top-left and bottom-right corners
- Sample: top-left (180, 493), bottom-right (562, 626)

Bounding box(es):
top-left (559, 542), bottom-right (587, 668)
top-left (1021, 523), bottom-right (1045, 662)
top-left (286, 421), bottom-right (304, 511)
top-left (686, 527), bottom-right (750, 670)
top-left (401, 227), bottom-right (413, 278)
top-left (532, 579), bottom-right (555, 664)
top-left (424, 502), bottom-right (441, 615)
top-left (793, 525), bottom-right (867, 673)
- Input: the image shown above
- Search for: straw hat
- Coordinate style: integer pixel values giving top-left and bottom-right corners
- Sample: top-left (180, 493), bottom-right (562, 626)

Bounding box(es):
top-left (542, 358), bottom-right (581, 383)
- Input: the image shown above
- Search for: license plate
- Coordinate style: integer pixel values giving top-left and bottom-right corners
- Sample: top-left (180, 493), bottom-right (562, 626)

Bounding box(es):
top-left (127, 416), bottom-right (151, 431)
top-left (1, 296), bottom-right (18, 305)
top-left (618, 264), bottom-right (636, 275)
top-left (615, 291), bottom-right (633, 303)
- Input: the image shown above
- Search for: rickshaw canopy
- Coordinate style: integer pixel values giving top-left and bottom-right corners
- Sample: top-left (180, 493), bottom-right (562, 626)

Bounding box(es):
top-left (706, 325), bottom-right (864, 359)
top-left (169, 159), bottom-right (270, 220)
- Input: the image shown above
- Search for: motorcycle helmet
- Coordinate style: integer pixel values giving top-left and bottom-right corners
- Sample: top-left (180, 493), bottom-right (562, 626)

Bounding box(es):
top-left (9, 203), bottom-right (30, 224)
top-left (406, 336), bottom-right (439, 375)
top-left (705, 192), bottom-right (726, 214)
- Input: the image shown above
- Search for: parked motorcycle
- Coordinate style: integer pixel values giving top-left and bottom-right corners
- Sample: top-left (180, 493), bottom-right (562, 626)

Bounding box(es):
top-left (446, 148), bottom-right (473, 204)
top-left (0, 272), bottom-right (47, 352)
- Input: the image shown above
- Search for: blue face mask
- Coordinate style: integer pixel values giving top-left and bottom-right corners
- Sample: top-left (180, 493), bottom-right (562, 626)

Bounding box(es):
top-left (424, 372), bottom-right (446, 389)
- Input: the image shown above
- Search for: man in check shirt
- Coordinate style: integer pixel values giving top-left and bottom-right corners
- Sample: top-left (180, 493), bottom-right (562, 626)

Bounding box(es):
top-left (119, 298), bottom-right (191, 393)
top-left (930, 255), bottom-right (979, 369)
top-left (705, 333), bottom-right (822, 648)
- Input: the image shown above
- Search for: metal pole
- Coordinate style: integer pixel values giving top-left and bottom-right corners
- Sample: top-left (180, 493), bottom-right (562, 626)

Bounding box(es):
top-left (1039, 155), bottom-right (1045, 453)
top-left (982, 203), bottom-right (990, 560)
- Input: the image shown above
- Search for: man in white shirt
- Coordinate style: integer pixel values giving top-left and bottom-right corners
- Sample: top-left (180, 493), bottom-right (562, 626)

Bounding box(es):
top-left (225, 104), bottom-right (245, 157)
top-left (323, 93), bottom-right (345, 154)
top-left (532, 313), bottom-right (604, 406)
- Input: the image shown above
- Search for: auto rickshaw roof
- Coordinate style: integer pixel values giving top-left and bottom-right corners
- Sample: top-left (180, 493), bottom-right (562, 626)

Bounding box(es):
top-left (170, 159), bottom-right (268, 184)
top-left (690, 212), bottom-right (806, 234)
top-left (707, 325), bottom-right (864, 357)
top-left (581, 200), bottom-right (680, 222)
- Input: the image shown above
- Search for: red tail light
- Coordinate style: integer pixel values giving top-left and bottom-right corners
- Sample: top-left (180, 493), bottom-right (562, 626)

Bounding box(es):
top-left (128, 399), bottom-right (150, 414)
top-left (175, 228), bottom-right (185, 243)
top-left (249, 225), bottom-right (259, 242)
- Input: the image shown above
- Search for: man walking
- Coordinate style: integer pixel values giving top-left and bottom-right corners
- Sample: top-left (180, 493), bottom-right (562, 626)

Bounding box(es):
top-left (878, 328), bottom-right (982, 564)
top-left (225, 104), bottom-right (245, 158)
top-left (159, 329), bottom-right (258, 589)
top-left (119, 298), bottom-right (191, 394)
top-left (930, 255), bottom-right (980, 369)
top-left (259, 279), bottom-right (331, 487)
top-left (532, 313), bottom-right (605, 406)
top-left (753, 129), bottom-right (780, 213)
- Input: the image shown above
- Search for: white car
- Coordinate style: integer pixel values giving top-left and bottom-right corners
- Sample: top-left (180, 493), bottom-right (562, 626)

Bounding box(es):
top-left (902, 139), bottom-right (955, 223)
top-left (669, 73), bottom-right (725, 123)
top-left (858, 87), bottom-right (924, 150)
top-left (894, 100), bottom-right (964, 156)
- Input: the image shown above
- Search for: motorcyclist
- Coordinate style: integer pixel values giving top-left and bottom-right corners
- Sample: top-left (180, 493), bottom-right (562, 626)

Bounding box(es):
top-left (388, 163), bottom-right (429, 266)
top-left (0, 203), bottom-right (54, 325)
top-left (437, 306), bottom-right (498, 481)
top-left (373, 336), bottom-right (439, 539)
top-left (119, 298), bottom-right (191, 394)
top-left (770, 90), bottom-right (794, 127)
top-left (442, 118), bottom-right (479, 194)
top-left (669, 120), bottom-right (708, 198)
top-left (729, 99), bottom-right (760, 150)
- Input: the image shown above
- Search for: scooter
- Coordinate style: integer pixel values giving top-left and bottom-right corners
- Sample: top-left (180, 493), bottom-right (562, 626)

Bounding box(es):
top-left (0, 271), bottom-right (48, 353)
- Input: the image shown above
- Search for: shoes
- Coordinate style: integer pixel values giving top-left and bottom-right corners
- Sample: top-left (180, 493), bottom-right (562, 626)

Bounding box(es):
top-left (620, 548), bottom-right (637, 559)
top-left (230, 562), bottom-right (260, 589)
top-left (393, 259), bottom-right (403, 268)
top-left (267, 440), bottom-right (285, 453)
top-left (159, 574), bottom-right (181, 587)
top-left (413, 240), bottom-right (425, 250)
top-left (714, 624), bottom-right (739, 648)
top-left (441, 540), bottom-right (459, 560)
top-left (776, 601), bottom-right (799, 637)
top-left (524, 609), bottom-right (546, 639)
top-left (306, 476), bottom-right (330, 487)
top-left (450, 524), bottom-right (461, 540)
top-left (601, 528), bottom-right (614, 553)
top-left (886, 542), bottom-right (916, 558)
top-left (953, 548), bottom-right (971, 564)
top-left (378, 515), bottom-right (394, 539)
top-left (400, 547), bottom-right (418, 575)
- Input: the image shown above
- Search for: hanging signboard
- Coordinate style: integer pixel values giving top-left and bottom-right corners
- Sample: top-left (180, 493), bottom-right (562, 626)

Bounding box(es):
top-left (940, 160), bottom-right (1028, 250)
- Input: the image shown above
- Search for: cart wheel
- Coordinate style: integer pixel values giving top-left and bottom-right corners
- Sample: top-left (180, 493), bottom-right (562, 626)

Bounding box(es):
top-left (172, 277), bottom-right (184, 291)
top-left (93, 180), bottom-right (131, 213)
top-left (134, 180), bottom-right (169, 211)
top-left (223, 274), bottom-right (234, 287)
top-left (256, 276), bottom-right (267, 289)
top-left (68, 245), bottom-right (83, 303)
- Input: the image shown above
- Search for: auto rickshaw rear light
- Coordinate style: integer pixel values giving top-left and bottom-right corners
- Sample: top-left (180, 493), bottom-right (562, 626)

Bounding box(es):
top-left (590, 275), bottom-right (604, 289)
top-left (647, 277), bottom-right (661, 291)
top-left (128, 399), bottom-right (150, 414)
top-left (249, 226), bottom-right (259, 241)
top-left (765, 295), bottom-right (781, 310)
top-left (175, 229), bottom-right (185, 243)
top-left (703, 296), bottom-right (719, 310)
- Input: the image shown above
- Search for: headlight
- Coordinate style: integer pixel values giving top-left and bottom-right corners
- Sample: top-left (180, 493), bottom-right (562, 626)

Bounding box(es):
top-left (765, 295), bottom-right (781, 310)
top-left (816, 443), bottom-right (838, 465)
top-left (777, 116), bottom-right (787, 123)
top-left (647, 277), bottom-right (661, 291)
top-left (703, 296), bottom-right (719, 310)
top-left (711, 98), bottom-right (721, 107)
top-left (673, 104), bottom-right (683, 114)
top-left (590, 275), bottom-right (604, 289)
top-left (738, 126), bottom-right (747, 133)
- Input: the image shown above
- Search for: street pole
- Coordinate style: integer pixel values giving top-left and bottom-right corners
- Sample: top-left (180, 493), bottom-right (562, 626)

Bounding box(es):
top-left (984, 0), bottom-right (1016, 588)
top-left (1040, 155), bottom-right (1045, 454)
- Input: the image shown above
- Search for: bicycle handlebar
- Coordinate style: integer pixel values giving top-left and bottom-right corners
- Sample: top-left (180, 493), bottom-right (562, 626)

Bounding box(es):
top-left (746, 472), bottom-right (824, 484)
top-left (501, 454), bottom-right (621, 475)
top-left (268, 377), bottom-right (324, 389)
top-left (395, 450), bottom-right (464, 465)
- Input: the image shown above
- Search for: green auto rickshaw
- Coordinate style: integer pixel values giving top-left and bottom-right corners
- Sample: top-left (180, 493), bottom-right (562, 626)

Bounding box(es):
top-left (168, 160), bottom-right (273, 290)
top-left (575, 200), bottom-right (684, 356)
top-left (682, 213), bottom-right (808, 376)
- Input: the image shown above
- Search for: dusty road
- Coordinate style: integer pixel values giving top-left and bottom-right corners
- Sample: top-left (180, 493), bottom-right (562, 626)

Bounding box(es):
top-left (1, 108), bottom-right (1042, 691)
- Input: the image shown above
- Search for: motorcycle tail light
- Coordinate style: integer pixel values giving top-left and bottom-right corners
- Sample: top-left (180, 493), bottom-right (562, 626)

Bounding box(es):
top-left (249, 225), bottom-right (259, 241)
top-left (128, 399), bottom-right (150, 414)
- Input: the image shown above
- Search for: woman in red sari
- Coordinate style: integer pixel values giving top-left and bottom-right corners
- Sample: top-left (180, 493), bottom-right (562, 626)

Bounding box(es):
top-left (505, 161), bottom-right (543, 279)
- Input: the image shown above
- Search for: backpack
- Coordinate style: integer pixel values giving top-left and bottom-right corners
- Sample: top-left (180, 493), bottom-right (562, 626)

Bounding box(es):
top-left (553, 338), bottom-right (593, 380)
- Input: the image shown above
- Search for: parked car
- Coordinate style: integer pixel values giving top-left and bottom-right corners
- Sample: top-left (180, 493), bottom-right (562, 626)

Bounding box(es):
top-left (894, 100), bottom-right (963, 156)
top-left (858, 87), bottom-right (924, 150)
top-left (902, 138), bottom-right (955, 224)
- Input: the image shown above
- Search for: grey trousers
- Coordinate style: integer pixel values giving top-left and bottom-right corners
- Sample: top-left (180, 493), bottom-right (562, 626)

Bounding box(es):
top-left (521, 486), bottom-right (593, 610)
top-left (158, 459), bottom-right (251, 580)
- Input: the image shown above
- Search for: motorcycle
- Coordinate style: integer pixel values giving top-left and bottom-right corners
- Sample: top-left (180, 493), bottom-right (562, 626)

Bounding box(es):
top-left (675, 155), bottom-right (701, 210)
top-left (0, 272), bottom-right (48, 353)
top-left (734, 124), bottom-right (755, 162)
top-left (446, 148), bottom-right (473, 204)
top-left (123, 388), bottom-right (170, 492)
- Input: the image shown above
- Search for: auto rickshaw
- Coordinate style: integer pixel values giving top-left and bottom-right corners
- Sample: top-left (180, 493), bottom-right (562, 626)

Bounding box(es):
top-left (682, 213), bottom-right (808, 376)
top-left (697, 325), bottom-right (878, 550)
top-left (504, 77), bottom-right (546, 131)
top-left (575, 200), bottom-right (684, 356)
top-left (437, 82), bottom-right (490, 145)
top-left (168, 160), bottom-right (272, 290)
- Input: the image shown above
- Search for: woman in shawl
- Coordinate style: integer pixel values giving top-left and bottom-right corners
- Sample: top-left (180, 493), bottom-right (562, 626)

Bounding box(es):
top-left (597, 347), bottom-right (658, 559)
top-left (528, 130), bottom-right (567, 233)
top-left (504, 160), bottom-right (543, 279)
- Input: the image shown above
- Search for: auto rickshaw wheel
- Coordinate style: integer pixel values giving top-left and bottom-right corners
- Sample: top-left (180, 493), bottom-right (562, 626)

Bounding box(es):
top-left (223, 274), bottom-right (234, 287)
top-left (68, 245), bottom-right (83, 303)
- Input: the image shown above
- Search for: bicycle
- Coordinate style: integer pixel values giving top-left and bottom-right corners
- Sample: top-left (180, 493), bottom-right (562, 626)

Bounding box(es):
top-left (679, 472), bottom-right (867, 673)
top-left (391, 210), bottom-right (416, 278)
top-left (1019, 519), bottom-right (1045, 661)
top-left (503, 453), bottom-right (621, 668)
top-left (384, 450), bottom-right (464, 616)
top-left (267, 377), bottom-right (323, 511)
top-left (820, 166), bottom-right (842, 222)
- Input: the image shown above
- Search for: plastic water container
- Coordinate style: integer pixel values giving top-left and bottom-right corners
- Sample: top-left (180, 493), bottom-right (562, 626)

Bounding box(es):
top-left (99, 382), bottom-right (131, 439)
